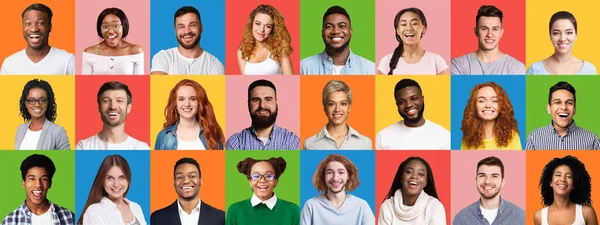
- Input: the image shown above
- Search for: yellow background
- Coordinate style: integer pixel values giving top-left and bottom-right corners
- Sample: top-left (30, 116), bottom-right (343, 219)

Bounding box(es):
top-left (149, 76), bottom-right (226, 149)
top-left (526, 0), bottom-right (600, 69)
top-left (375, 76), bottom-right (451, 133)
top-left (0, 76), bottom-right (75, 150)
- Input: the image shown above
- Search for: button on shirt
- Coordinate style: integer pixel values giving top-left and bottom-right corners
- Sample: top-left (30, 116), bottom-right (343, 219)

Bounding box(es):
top-left (177, 199), bottom-right (201, 225)
top-left (303, 125), bottom-right (372, 150)
top-left (300, 50), bottom-right (375, 75)
top-left (226, 124), bottom-right (300, 150)
top-left (526, 121), bottom-right (600, 150)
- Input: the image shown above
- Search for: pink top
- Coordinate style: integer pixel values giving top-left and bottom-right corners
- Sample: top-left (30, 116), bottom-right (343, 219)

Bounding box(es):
top-left (378, 51), bottom-right (447, 75)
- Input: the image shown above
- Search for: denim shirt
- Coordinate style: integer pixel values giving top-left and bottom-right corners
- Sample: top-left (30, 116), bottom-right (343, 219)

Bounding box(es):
top-left (300, 49), bottom-right (375, 75)
top-left (452, 197), bottom-right (525, 225)
top-left (154, 121), bottom-right (223, 150)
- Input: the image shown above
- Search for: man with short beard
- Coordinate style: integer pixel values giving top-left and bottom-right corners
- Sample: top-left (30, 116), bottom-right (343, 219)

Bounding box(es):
top-left (300, 5), bottom-right (374, 75)
top-left (226, 79), bottom-right (299, 150)
top-left (151, 158), bottom-right (225, 225)
top-left (150, 6), bottom-right (224, 75)
top-left (453, 156), bottom-right (525, 225)
top-left (376, 79), bottom-right (450, 150)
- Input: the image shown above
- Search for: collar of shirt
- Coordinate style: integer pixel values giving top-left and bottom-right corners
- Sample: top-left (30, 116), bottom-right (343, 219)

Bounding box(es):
top-left (18, 200), bottom-right (55, 216)
top-left (549, 120), bottom-right (578, 135)
top-left (250, 193), bottom-right (278, 210)
top-left (477, 196), bottom-right (507, 218)
top-left (177, 199), bottom-right (202, 215)
top-left (250, 124), bottom-right (281, 141)
top-left (100, 196), bottom-right (132, 210)
top-left (319, 49), bottom-right (356, 68)
top-left (315, 124), bottom-right (360, 142)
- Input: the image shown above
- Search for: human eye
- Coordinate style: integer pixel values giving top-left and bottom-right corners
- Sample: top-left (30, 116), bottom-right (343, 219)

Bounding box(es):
top-left (102, 25), bottom-right (109, 30)
top-left (176, 175), bottom-right (184, 180)
top-left (266, 174), bottom-right (275, 180)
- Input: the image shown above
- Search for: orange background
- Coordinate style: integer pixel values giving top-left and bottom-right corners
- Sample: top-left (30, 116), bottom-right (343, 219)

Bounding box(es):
top-left (0, 1), bottom-right (75, 66)
top-left (150, 150), bottom-right (226, 213)
top-left (299, 76), bottom-right (375, 149)
top-left (525, 151), bottom-right (600, 225)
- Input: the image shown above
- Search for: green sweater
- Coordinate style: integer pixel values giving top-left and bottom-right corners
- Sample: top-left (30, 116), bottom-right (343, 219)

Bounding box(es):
top-left (226, 198), bottom-right (300, 225)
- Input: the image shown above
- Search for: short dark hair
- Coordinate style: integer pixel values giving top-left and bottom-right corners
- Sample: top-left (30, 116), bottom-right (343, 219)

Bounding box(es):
top-left (174, 158), bottom-right (201, 179)
top-left (22, 3), bottom-right (53, 24)
top-left (548, 81), bottom-right (576, 105)
top-left (174, 6), bottom-right (201, 26)
top-left (96, 8), bottom-right (130, 39)
top-left (97, 81), bottom-right (133, 105)
top-left (247, 79), bottom-right (277, 101)
top-left (237, 157), bottom-right (287, 180)
top-left (20, 154), bottom-right (56, 182)
top-left (19, 79), bottom-right (57, 122)
top-left (549, 11), bottom-right (577, 35)
top-left (476, 5), bottom-right (503, 25)
top-left (477, 156), bottom-right (505, 178)
top-left (323, 5), bottom-right (351, 27)
top-left (394, 79), bottom-right (422, 98)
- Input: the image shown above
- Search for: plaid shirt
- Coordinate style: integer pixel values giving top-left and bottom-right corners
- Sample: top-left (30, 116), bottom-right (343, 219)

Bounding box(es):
top-left (1, 200), bottom-right (74, 225)
top-left (226, 124), bottom-right (300, 150)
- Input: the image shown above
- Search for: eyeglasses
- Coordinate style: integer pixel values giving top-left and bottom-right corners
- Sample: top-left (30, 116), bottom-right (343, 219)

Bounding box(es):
top-left (250, 173), bottom-right (275, 181)
top-left (101, 24), bottom-right (122, 31)
top-left (26, 98), bottom-right (47, 105)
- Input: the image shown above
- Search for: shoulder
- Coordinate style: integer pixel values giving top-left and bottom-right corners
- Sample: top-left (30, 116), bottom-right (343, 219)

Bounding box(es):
top-left (533, 208), bottom-right (542, 225)
top-left (503, 54), bottom-right (525, 66)
top-left (153, 48), bottom-right (175, 58)
top-left (3, 49), bottom-right (25, 62)
top-left (277, 198), bottom-right (300, 211)
top-left (454, 201), bottom-right (478, 220)
top-left (378, 122), bottom-right (402, 135)
top-left (277, 126), bottom-right (300, 140)
top-left (347, 194), bottom-right (370, 207)
top-left (16, 123), bottom-right (28, 132)
top-left (128, 44), bottom-right (144, 55)
top-left (202, 201), bottom-right (225, 214)
top-left (50, 47), bottom-right (74, 58)
top-left (228, 199), bottom-right (250, 210)
top-left (425, 51), bottom-right (444, 59)
top-left (451, 53), bottom-right (472, 62)
top-left (303, 133), bottom-right (320, 149)
top-left (426, 120), bottom-right (450, 133)
top-left (2, 206), bottom-right (22, 221)
top-left (86, 202), bottom-right (105, 213)
top-left (84, 45), bottom-right (102, 54)
top-left (53, 203), bottom-right (75, 218)
top-left (127, 199), bottom-right (144, 213)
top-left (300, 53), bottom-right (321, 64)
top-left (582, 204), bottom-right (597, 218)
top-left (379, 53), bottom-right (394, 62)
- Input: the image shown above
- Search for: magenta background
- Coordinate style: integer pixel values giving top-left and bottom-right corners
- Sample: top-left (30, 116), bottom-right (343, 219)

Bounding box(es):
top-left (375, 0), bottom-right (451, 70)
top-left (450, 151), bottom-right (526, 222)
top-left (225, 76), bottom-right (300, 140)
top-left (75, 0), bottom-right (151, 74)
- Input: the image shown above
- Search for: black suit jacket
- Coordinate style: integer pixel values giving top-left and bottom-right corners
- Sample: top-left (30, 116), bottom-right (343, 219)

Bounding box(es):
top-left (151, 200), bottom-right (225, 225)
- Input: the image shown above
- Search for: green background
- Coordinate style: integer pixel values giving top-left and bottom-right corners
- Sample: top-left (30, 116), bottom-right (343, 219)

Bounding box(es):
top-left (0, 151), bottom-right (75, 217)
top-left (225, 150), bottom-right (300, 211)
top-left (526, 76), bottom-right (600, 137)
top-left (299, 0), bottom-right (376, 61)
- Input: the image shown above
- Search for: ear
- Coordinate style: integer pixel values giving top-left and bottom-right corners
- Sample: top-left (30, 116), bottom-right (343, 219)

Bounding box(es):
top-left (546, 104), bottom-right (551, 115)
top-left (501, 178), bottom-right (505, 188)
top-left (200, 178), bottom-right (203, 187)
top-left (48, 22), bottom-right (52, 33)
top-left (422, 27), bottom-right (427, 37)
top-left (22, 180), bottom-right (25, 189)
top-left (199, 24), bottom-right (203, 33)
top-left (499, 27), bottom-right (504, 38)
top-left (126, 103), bottom-right (132, 114)
top-left (474, 27), bottom-right (478, 36)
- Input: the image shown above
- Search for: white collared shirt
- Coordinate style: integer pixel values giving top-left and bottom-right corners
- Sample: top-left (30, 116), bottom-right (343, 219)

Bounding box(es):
top-left (250, 193), bottom-right (278, 210)
top-left (82, 196), bottom-right (147, 225)
top-left (177, 199), bottom-right (202, 225)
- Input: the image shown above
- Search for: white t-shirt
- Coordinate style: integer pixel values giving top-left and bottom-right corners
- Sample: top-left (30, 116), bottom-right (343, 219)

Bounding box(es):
top-left (480, 205), bottom-right (498, 225)
top-left (76, 134), bottom-right (150, 150)
top-left (31, 207), bottom-right (52, 225)
top-left (82, 52), bottom-right (144, 75)
top-left (19, 129), bottom-right (42, 150)
top-left (178, 199), bottom-right (201, 225)
top-left (151, 47), bottom-right (224, 75)
top-left (332, 65), bottom-right (344, 75)
top-left (1, 47), bottom-right (75, 75)
top-left (376, 119), bottom-right (450, 150)
top-left (176, 137), bottom-right (206, 150)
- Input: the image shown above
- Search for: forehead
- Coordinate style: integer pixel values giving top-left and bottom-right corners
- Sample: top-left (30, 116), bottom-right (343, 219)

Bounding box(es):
top-left (250, 86), bottom-right (275, 98)
top-left (399, 11), bottom-right (420, 21)
top-left (175, 163), bottom-right (199, 173)
top-left (395, 86), bottom-right (421, 99)
top-left (327, 91), bottom-right (348, 101)
top-left (554, 164), bottom-right (572, 173)
top-left (23, 9), bottom-right (49, 20)
top-left (251, 161), bottom-right (274, 172)
top-left (26, 166), bottom-right (49, 176)
top-left (552, 19), bottom-right (575, 29)
top-left (324, 13), bottom-right (349, 24)
top-left (101, 89), bottom-right (128, 98)
top-left (254, 13), bottom-right (273, 22)
top-left (405, 160), bottom-right (426, 170)
top-left (477, 86), bottom-right (497, 96)
top-left (177, 85), bottom-right (196, 95)
top-left (102, 14), bottom-right (121, 23)
top-left (551, 89), bottom-right (574, 100)
top-left (325, 161), bottom-right (347, 170)
top-left (106, 166), bottom-right (125, 176)
top-left (176, 12), bottom-right (200, 24)
top-left (28, 87), bottom-right (48, 96)
top-left (477, 16), bottom-right (502, 27)
top-left (477, 164), bottom-right (502, 174)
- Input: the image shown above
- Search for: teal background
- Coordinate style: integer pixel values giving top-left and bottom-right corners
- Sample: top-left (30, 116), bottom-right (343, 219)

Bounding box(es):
top-left (225, 150), bottom-right (301, 211)
top-left (526, 76), bottom-right (600, 137)
top-left (0, 151), bottom-right (75, 217)
top-left (299, 0), bottom-right (376, 61)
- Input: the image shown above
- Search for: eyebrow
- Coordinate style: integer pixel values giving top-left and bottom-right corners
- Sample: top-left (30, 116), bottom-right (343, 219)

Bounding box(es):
top-left (400, 18), bottom-right (420, 22)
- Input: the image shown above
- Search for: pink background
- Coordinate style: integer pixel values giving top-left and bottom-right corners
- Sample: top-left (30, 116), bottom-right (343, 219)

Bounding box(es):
top-left (375, 0), bottom-right (451, 70)
top-left (225, 76), bottom-right (300, 140)
top-left (450, 151), bottom-right (526, 222)
top-left (75, 0), bottom-right (150, 74)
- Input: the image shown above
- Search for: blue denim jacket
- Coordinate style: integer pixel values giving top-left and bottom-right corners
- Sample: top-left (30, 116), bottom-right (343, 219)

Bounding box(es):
top-left (155, 121), bottom-right (223, 150)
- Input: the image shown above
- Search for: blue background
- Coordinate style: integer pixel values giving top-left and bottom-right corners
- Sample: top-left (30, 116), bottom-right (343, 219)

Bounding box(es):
top-left (75, 151), bottom-right (150, 223)
top-left (299, 151), bottom-right (375, 215)
top-left (150, 0), bottom-right (226, 67)
top-left (450, 76), bottom-right (526, 150)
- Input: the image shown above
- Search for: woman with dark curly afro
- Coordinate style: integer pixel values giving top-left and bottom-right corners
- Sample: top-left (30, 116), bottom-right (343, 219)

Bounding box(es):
top-left (460, 82), bottom-right (521, 150)
top-left (226, 157), bottom-right (300, 225)
top-left (533, 155), bottom-right (598, 225)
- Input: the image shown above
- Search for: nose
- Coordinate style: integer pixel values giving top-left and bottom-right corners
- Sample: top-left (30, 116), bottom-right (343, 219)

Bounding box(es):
top-left (259, 100), bottom-right (267, 109)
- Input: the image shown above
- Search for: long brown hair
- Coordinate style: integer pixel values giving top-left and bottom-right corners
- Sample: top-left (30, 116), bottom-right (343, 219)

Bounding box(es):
top-left (461, 82), bottom-right (518, 149)
top-left (78, 155), bottom-right (131, 225)
top-left (312, 154), bottom-right (359, 194)
top-left (239, 4), bottom-right (292, 63)
top-left (163, 79), bottom-right (225, 150)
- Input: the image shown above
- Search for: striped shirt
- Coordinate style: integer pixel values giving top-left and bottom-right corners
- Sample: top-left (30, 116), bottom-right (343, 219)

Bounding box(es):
top-left (526, 121), bottom-right (600, 150)
top-left (226, 124), bottom-right (300, 150)
top-left (1, 200), bottom-right (74, 225)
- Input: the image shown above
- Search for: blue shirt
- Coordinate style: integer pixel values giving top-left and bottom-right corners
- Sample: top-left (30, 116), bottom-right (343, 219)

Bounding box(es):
top-left (300, 50), bottom-right (375, 75)
top-left (301, 194), bottom-right (375, 225)
top-left (526, 60), bottom-right (598, 75)
top-left (226, 124), bottom-right (299, 150)
top-left (2, 200), bottom-right (74, 225)
top-left (154, 121), bottom-right (223, 150)
top-left (453, 197), bottom-right (525, 225)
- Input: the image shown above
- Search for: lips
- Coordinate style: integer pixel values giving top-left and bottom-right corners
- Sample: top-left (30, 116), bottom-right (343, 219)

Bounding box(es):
top-left (407, 181), bottom-right (419, 189)
top-left (558, 113), bottom-right (569, 118)
top-left (484, 39), bottom-right (495, 43)
top-left (181, 186), bottom-right (194, 191)
top-left (257, 185), bottom-right (269, 190)
top-left (330, 37), bottom-right (344, 43)
top-left (32, 191), bottom-right (43, 198)
top-left (405, 108), bottom-right (418, 116)
top-left (557, 43), bottom-right (569, 49)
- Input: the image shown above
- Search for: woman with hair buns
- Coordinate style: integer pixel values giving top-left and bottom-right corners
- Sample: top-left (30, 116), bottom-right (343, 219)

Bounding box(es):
top-left (226, 157), bottom-right (300, 225)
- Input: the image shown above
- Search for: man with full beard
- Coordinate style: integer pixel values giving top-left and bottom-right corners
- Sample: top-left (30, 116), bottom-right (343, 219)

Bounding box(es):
top-left (300, 154), bottom-right (374, 225)
top-left (151, 6), bottom-right (224, 75)
top-left (376, 78), bottom-right (450, 150)
top-left (300, 5), bottom-right (374, 75)
top-left (226, 79), bottom-right (299, 150)
top-left (151, 158), bottom-right (225, 225)
top-left (453, 156), bottom-right (525, 225)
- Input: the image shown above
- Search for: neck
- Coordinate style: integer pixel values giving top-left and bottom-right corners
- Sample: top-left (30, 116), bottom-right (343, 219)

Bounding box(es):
top-left (255, 124), bottom-right (274, 138)
top-left (102, 40), bottom-right (124, 50)
top-left (178, 45), bottom-right (203, 58)
top-left (402, 192), bottom-right (418, 206)
top-left (258, 193), bottom-right (274, 201)
top-left (326, 123), bottom-right (348, 137)
top-left (108, 195), bottom-right (127, 207)
top-left (25, 199), bottom-right (50, 215)
top-left (25, 45), bottom-right (51, 62)
top-left (178, 117), bottom-right (199, 130)
top-left (325, 47), bottom-right (350, 65)
top-left (402, 44), bottom-right (423, 57)
top-left (179, 197), bottom-right (200, 214)
top-left (551, 194), bottom-right (572, 210)
top-left (475, 48), bottom-right (503, 63)
top-left (29, 117), bottom-right (46, 131)
top-left (256, 41), bottom-right (267, 50)
top-left (325, 190), bottom-right (347, 209)
top-left (550, 52), bottom-right (574, 63)
top-left (483, 120), bottom-right (495, 140)
top-left (480, 196), bottom-right (501, 209)
top-left (99, 125), bottom-right (128, 143)
top-left (553, 120), bottom-right (571, 136)
top-left (404, 118), bottom-right (425, 128)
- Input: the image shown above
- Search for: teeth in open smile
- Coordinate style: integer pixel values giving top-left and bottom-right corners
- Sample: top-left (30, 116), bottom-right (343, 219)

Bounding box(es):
top-left (29, 34), bottom-right (41, 38)
top-left (109, 112), bottom-right (119, 116)
top-left (558, 113), bottom-right (569, 118)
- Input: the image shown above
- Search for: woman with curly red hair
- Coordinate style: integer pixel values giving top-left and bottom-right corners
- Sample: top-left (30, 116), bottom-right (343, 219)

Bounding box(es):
top-left (237, 4), bottom-right (294, 75)
top-left (460, 82), bottom-right (521, 150)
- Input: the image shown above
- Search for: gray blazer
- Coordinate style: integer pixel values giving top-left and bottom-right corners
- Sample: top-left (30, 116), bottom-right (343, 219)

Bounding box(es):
top-left (15, 119), bottom-right (70, 150)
